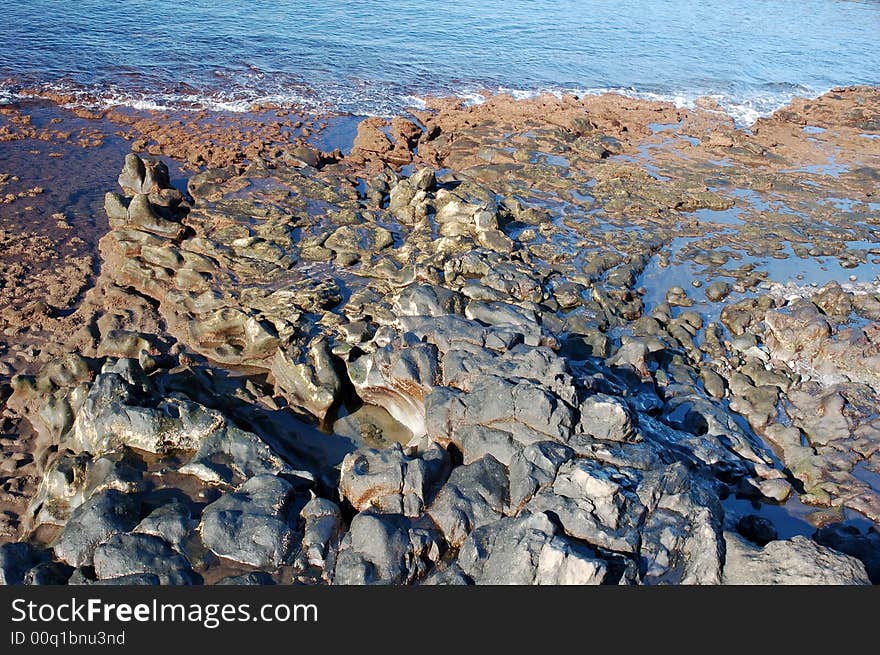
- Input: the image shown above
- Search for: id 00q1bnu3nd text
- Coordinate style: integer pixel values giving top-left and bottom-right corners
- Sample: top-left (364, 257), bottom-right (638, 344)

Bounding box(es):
top-left (11, 630), bottom-right (126, 647)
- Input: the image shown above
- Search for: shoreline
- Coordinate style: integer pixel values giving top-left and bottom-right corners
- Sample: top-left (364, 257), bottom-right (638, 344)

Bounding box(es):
top-left (1, 72), bottom-right (872, 127)
top-left (0, 86), bottom-right (878, 585)
top-left (0, 86), bottom-right (843, 134)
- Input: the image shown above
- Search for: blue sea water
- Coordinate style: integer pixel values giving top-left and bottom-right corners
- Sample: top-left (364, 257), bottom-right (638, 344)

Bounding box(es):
top-left (1, 0), bottom-right (878, 122)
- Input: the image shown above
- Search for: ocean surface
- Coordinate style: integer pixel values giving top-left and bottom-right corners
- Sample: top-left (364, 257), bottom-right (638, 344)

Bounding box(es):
top-left (1, 0), bottom-right (879, 122)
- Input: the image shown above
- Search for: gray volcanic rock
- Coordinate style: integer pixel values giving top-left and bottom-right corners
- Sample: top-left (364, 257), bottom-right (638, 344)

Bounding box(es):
top-left (455, 425), bottom-right (521, 466)
top-left (24, 561), bottom-right (75, 586)
top-left (93, 533), bottom-right (200, 585)
top-left (577, 393), bottom-right (637, 442)
top-left (399, 314), bottom-right (523, 354)
top-left (269, 341), bottom-right (341, 421)
top-left (814, 523), bottom-right (880, 583)
top-left (66, 360), bottom-right (237, 457)
top-left (426, 375), bottom-right (576, 452)
top-left (347, 342), bottom-right (439, 438)
top-left (53, 490), bottom-right (141, 568)
top-left (79, 573), bottom-right (162, 586)
top-left (722, 533), bottom-right (871, 585)
top-left (420, 562), bottom-right (473, 585)
top-left (427, 455), bottom-right (510, 548)
top-left (28, 452), bottom-right (145, 529)
top-left (199, 475), bottom-right (302, 569)
top-left (216, 572), bottom-right (276, 585)
top-left (9, 95), bottom-right (880, 588)
top-left (523, 459), bottom-right (644, 554)
top-left (296, 497), bottom-right (343, 577)
top-left (179, 422), bottom-right (305, 487)
top-left (636, 463), bottom-right (726, 585)
top-left (465, 301), bottom-right (546, 347)
top-left (441, 345), bottom-right (575, 405)
top-left (71, 392), bottom-right (222, 456)
top-left (134, 502), bottom-right (195, 552)
top-left (0, 542), bottom-right (50, 585)
top-left (340, 445), bottom-right (404, 512)
top-left (508, 441), bottom-right (575, 511)
top-left (56, 357), bottom-right (302, 489)
top-left (333, 513), bottom-right (442, 585)
top-left (457, 512), bottom-right (608, 585)
top-left (393, 284), bottom-right (464, 317)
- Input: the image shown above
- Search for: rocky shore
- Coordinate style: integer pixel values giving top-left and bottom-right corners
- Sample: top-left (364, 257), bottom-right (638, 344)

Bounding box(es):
top-left (1, 87), bottom-right (879, 585)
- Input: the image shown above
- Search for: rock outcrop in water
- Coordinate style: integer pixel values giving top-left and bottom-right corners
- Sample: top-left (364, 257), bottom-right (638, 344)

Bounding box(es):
top-left (1, 88), bottom-right (879, 585)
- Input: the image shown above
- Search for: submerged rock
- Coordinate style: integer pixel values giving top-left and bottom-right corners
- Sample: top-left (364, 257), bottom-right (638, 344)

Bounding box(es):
top-left (706, 281), bottom-right (732, 302)
top-left (736, 515), bottom-right (778, 546)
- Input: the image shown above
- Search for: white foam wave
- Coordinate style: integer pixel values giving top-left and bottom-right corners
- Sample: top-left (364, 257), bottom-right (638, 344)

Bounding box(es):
top-left (1, 78), bottom-right (836, 127)
top-left (571, 85), bottom-right (826, 127)
top-left (400, 95), bottom-right (428, 111)
top-left (0, 81), bottom-right (18, 105)
top-left (1, 80), bottom-right (330, 115)
top-left (87, 90), bottom-right (318, 114)
top-left (403, 84), bottom-right (818, 127)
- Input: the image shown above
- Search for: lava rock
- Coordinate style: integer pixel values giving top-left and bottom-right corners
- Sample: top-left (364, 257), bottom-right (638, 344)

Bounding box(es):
top-left (722, 533), bottom-right (870, 584)
top-left (814, 523), bottom-right (880, 583)
top-left (427, 455), bottom-right (510, 548)
top-left (456, 512), bottom-right (608, 584)
top-left (199, 475), bottom-right (303, 569)
top-left (53, 490), bottom-right (141, 568)
top-left (333, 513), bottom-right (441, 585)
top-left (736, 514), bottom-right (779, 546)
top-left (93, 533), bottom-right (201, 585)
top-left (134, 502), bottom-right (195, 552)
top-left (0, 542), bottom-right (50, 585)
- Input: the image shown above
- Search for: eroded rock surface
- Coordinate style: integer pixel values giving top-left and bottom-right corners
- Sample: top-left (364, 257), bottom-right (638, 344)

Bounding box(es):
top-left (2, 87), bottom-right (879, 585)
